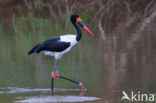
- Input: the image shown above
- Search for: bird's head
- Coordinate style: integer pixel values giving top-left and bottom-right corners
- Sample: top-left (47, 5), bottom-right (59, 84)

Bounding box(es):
top-left (71, 14), bottom-right (94, 37)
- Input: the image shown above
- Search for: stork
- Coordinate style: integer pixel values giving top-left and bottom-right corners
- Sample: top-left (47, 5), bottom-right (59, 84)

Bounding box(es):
top-left (28, 14), bottom-right (94, 92)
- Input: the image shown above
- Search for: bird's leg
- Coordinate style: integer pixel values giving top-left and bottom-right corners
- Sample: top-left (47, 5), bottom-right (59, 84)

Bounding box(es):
top-left (51, 59), bottom-right (57, 92)
top-left (55, 59), bottom-right (60, 77)
top-left (58, 75), bottom-right (86, 90)
top-left (53, 59), bottom-right (86, 90)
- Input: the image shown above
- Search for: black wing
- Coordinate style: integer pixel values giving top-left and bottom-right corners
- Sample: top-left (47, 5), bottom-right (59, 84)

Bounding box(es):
top-left (28, 36), bottom-right (70, 55)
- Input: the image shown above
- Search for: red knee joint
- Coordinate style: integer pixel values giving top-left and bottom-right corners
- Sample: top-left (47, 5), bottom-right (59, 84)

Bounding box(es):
top-left (55, 72), bottom-right (59, 77)
top-left (78, 82), bottom-right (85, 90)
top-left (51, 72), bottom-right (55, 78)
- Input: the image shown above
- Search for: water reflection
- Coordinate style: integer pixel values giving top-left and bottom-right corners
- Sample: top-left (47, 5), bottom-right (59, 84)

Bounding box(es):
top-left (0, 87), bottom-right (82, 94)
top-left (0, 87), bottom-right (100, 103)
top-left (14, 95), bottom-right (101, 103)
top-left (0, 8), bottom-right (156, 103)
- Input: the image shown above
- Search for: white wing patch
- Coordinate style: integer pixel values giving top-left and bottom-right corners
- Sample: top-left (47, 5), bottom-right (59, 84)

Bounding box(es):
top-left (41, 35), bottom-right (78, 60)
top-left (41, 51), bottom-right (54, 56)
top-left (60, 35), bottom-right (78, 47)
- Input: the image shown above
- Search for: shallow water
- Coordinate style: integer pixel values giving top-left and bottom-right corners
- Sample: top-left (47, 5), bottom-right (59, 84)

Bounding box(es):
top-left (0, 87), bottom-right (101, 103)
top-left (14, 95), bottom-right (101, 103)
top-left (0, 15), bottom-right (156, 103)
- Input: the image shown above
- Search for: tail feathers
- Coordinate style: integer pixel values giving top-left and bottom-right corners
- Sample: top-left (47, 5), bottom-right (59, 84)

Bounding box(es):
top-left (28, 44), bottom-right (40, 55)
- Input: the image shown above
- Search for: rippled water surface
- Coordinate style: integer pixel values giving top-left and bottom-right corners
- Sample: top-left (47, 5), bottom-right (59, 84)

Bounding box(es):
top-left (0, 13), bottom-right (156, 103)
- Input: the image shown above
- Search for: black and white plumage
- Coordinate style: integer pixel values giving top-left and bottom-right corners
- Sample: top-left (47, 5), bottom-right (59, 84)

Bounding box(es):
top-left (28, 35), bottom-right (77, 59)
top-left (28, 14), bottom-right (94, 60)
top-left (28, 14), bottom-right (94, 91)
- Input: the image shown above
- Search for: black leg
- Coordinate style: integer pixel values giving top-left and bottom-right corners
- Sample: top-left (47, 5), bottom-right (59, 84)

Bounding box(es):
top-left (51, 59), bottom-right (57, 93)
top-left (51, 59), bottom-right (86, 91)
top-left (57, 74), bottom-right (86, 90)
top-left (59, 75), bottom-right (79, 84)
top-left (51, 71), bottom-right (54, 93)
top-left (51, 59), bottom-right (61, 93)
top-left (51, 78), bottom-right (53, 91)
top-left (51, 78), bottom-right (54, 95)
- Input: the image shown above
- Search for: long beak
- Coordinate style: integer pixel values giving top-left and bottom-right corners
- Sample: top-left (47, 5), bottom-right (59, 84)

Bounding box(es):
top-left (76, 17), bottom-right (95, 37)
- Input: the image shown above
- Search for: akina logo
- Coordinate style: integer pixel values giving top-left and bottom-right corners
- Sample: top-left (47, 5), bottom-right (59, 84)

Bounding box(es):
top-left (121, 91), bottom-right (155, 102)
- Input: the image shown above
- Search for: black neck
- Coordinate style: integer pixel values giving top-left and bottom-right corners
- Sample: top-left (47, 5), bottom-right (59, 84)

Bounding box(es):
top-left (72, 21), bottom-right (82, 41)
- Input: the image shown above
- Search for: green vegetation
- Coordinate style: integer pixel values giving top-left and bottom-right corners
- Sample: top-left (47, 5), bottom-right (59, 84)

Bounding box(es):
top-left (0, 0), bottom-right (155, 103)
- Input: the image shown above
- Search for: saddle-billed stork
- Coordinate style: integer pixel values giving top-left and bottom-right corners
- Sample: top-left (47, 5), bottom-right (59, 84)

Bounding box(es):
top-left (28, 14), bottom-right (94, 92)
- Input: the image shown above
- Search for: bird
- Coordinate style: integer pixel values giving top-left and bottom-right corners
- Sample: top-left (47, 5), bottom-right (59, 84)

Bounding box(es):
top-left (28, 14), bottom-right (94, 92)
